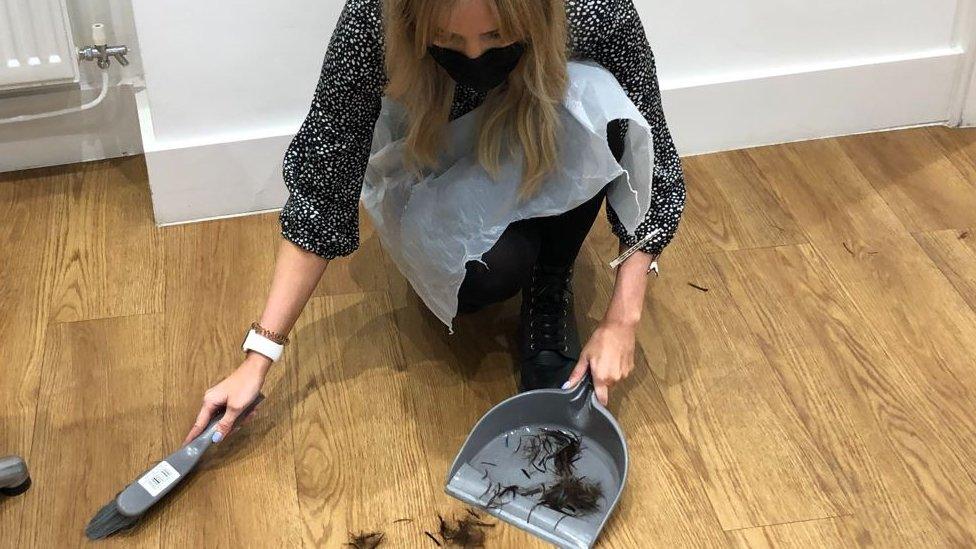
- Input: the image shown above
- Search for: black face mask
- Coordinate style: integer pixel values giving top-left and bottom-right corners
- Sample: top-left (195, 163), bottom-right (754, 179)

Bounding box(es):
top-left (427, 41), bottom-right (526, 93)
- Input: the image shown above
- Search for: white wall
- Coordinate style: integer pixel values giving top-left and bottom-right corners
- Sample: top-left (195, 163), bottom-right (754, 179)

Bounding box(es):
top-left (650, 1), bottom-right (959, 82)
top-left (4, 0), bottom-right (972, 224)
top-left (136, 0), bottom-right (964, 148)
top-left (0, 0), bottom-right (145, 172)
top-left (129, 0), bottom-right (972, 226)
top-left (130, 1), bottom-right (335, 149)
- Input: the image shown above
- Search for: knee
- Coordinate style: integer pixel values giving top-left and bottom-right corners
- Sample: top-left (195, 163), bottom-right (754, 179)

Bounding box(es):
top-left (456, 259), bottom-right (525, 314)
top-left (457, 262), bottom-right (493, 314)
top-left (457, 228), bottom-right (539, 313)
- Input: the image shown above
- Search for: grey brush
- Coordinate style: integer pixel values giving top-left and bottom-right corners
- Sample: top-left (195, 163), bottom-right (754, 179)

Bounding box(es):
top-left (85, 393), bottom-right (265, 540)
top-left (0, 455), bottom-right (31, 496)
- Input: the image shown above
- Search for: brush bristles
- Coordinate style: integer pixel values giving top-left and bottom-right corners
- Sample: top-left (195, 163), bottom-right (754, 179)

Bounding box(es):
top-left (85, 500), bottom-right (141, 540)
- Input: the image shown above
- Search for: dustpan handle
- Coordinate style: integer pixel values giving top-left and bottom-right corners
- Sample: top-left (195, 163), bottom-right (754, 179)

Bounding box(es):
top-left (566, 372), bottom-right (595, 411)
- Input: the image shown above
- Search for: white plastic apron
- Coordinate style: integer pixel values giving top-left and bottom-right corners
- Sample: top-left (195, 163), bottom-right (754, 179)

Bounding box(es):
top-left (361, 59), bottom-right (655, 333)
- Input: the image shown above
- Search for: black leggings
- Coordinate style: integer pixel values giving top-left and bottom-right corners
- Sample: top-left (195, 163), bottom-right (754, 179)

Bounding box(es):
top-left (456, 120), bottom-right (626, 314)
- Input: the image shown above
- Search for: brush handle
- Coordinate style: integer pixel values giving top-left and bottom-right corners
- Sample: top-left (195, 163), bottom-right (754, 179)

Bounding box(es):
top-left (115, 392), bottom-right (266, 517)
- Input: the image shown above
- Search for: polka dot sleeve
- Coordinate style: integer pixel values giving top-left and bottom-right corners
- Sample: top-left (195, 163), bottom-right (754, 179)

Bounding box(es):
top-left (569, 0), bottom-right (687, 258)
top-left (278, 0), bottom-right (386, 259)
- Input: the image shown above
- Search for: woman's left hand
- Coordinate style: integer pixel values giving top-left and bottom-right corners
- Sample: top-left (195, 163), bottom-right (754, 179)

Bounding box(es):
top-left (563, 319), bottom-right (638, 405)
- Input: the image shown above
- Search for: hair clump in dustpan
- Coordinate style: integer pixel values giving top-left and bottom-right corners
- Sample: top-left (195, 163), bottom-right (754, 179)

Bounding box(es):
top-left (536, 428), bottom-right (603, 519)
top-left (538, 475), bottom-right (602, 516)
top-left (485, 427), bottom-right (607, 530)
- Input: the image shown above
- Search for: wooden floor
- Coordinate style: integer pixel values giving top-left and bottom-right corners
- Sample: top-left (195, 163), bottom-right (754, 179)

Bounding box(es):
top-left (3, 124), bottom-right (976, 548)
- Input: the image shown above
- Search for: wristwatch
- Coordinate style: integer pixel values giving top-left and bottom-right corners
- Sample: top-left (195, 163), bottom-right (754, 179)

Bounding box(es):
top-left (241, 322), bottom-right (286, 362)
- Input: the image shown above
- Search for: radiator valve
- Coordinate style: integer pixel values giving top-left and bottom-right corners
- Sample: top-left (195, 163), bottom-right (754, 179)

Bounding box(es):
top-left (78, 23), bottom-right (129, 69)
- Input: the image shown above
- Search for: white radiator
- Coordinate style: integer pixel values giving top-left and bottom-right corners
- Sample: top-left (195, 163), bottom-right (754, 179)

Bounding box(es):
top-left (0, 0), bottom-right (79, 91)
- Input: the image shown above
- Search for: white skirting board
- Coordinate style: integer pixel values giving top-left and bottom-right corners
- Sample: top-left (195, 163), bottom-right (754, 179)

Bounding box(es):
top-left (142, 48), bottom-right (961, 226)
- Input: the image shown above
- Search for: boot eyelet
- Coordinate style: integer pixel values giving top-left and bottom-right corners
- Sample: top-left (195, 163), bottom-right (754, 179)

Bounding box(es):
top-left (563, 345), bottom-right (569, 352)
top-left (530, 343), bottom-right (536, 351)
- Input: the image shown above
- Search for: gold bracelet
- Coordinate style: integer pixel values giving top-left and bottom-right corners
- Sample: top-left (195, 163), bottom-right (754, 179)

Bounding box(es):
top-left (251, 321), bottom-right (289, 345)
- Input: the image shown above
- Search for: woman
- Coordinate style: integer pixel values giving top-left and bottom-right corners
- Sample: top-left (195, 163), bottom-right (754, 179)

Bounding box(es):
top-left (184, 0), bottom-right (685, 445)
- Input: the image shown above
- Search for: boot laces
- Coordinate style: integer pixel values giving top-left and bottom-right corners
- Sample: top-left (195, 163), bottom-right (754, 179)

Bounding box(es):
top-left (526, 266), bottom-right (573, 352)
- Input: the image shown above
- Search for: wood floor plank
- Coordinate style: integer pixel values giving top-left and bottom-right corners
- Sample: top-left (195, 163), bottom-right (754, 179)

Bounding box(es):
top-left (580, 243), bottom-right (850, 531)
top-left (46, 157), bottom-right (164, 323)
top-left (742, 137), bottom-right (908, 247)
top-left (677, 149), bottom-right (807, 253)
top-left (576, 261), bottom-right (731, 548)
top-left (385, 259), bottom-right (549, 547)
top-left (818, 232), bottom-right (976, 400)
top-left (9, 122), bottom-right (976, 548)
top-left (20, 314), bottom-right (165, 548)
top-left (712, 243), bottom-right (975, 546)
top-left (287, 291), bottom-right (440, 547)
top-left (161, 213), bottom-right (303, 547)
top-left (925, 125), bottom-right (976, 201)
top-left (914, 228), bottom-right (976, 314)
top-left (727, 516), bottom-right (861, 548)
top-left (809, 237), bottom-right (976, 482)
top-left (836, 126), bottom-right (976, 232)
top-left (744, 134), bottom-right (976, 467)
top-left (0, 170), bottom-right (66, 545)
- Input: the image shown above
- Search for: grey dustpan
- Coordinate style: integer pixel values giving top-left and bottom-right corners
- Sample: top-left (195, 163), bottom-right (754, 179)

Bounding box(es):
top-left (445, 375), bottom-right (628, 548)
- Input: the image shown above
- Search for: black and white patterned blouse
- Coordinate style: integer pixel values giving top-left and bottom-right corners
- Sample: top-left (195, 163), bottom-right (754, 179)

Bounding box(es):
top-left (280, 0), bottom-right (685, 260)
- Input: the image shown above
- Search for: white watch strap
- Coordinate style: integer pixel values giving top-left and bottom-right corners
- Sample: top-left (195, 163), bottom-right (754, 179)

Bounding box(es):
top-left (241, 329), bottom-right (283, 362)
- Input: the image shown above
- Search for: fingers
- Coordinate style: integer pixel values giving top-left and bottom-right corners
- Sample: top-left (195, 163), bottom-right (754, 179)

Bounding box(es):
top-left (592, 364), bottom-right (622, 407)
top-left (239, 408), bottom-right (258, 425)
top-left (563, 356), bottom-right (590, 389)
top-left (234, 407), bottom-right (260, 431)
top-left (594, 382), bottom-right (610, 406)
top-left (184, 399), bottom-right (220, 445)
top-left (212, 404), bottom-right (243, 444)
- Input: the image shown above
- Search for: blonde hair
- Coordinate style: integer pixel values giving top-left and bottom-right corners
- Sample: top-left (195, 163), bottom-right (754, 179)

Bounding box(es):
top-left (382, 0), bottom-right (569, 200)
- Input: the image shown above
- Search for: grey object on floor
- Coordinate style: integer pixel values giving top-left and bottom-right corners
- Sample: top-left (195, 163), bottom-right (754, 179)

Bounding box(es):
top-left (445, 375), bottom-right (628, 548)
top-left (0, 455), bottom-right (31, 496)
top-left (85, 393), bottom-right (265, 540)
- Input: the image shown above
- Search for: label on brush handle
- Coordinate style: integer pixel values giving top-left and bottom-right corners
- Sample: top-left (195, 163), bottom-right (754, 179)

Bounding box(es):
top-left (137, 460), bottom-right (180, 497)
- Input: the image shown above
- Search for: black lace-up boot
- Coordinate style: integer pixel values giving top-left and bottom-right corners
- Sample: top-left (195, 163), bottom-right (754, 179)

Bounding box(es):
top-left (517, 262), bottom-right (581, 391)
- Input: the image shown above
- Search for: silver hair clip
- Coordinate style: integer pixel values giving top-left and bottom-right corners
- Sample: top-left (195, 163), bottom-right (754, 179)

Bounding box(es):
top-left (609, 228), bottom-right (661, 271)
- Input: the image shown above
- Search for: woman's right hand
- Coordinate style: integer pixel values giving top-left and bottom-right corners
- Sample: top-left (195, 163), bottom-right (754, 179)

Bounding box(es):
top-left (183, 352), bottom-right (272, 445)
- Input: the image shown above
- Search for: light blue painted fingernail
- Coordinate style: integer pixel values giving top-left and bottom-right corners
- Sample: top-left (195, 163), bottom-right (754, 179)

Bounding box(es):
top-left (211, 431), bottom-right (223, 444)
top-left (561, 381), bottom-right (572, 389)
